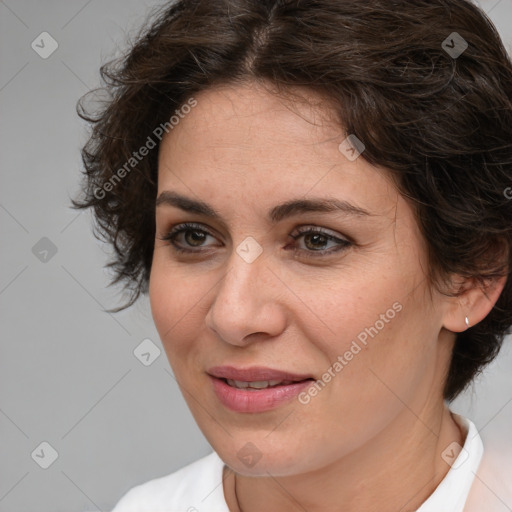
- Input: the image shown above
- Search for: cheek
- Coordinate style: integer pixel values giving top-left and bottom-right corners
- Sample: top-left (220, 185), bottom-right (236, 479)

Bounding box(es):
top-left (148, 262), bottom-right (207, 354)
top-left (298, 269), bottom-right (434, 402)
top-left (289, 265), bottom-right (403, 355)
top-left (149, 266), bottom-right (176, 335)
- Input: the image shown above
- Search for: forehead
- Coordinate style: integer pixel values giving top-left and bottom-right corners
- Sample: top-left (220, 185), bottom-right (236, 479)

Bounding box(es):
top-left (161, 82), bottom-right (341, 160)
top-left (156, 81), bottom-right (399, 219)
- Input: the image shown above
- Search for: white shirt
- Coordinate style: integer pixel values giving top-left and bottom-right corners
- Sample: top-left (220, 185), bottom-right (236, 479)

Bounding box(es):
top-left (111, 414), bottom-right (512, 511)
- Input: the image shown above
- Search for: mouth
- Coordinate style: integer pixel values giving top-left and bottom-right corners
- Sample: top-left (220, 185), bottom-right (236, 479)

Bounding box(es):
top-left (207, 365), bottom-right (314, 383)
top-left (207, 366), bottom-right (315, 413)
top-left (222, 378), bottom-right (313, 390)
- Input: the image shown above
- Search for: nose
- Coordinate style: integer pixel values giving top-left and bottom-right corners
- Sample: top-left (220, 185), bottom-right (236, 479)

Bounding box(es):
top-left (204, 249), bottom-right (287, 347)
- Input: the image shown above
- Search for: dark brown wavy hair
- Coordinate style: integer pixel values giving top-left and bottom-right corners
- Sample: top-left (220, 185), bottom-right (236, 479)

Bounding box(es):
top-left (71, 0), bottom-right (512, 401)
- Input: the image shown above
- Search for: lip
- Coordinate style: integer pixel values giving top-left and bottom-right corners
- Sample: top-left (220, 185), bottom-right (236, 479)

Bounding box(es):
top-left (207, 366), bottom-right (315, 413)
top-left (207, 365), bottom-right (313, 382)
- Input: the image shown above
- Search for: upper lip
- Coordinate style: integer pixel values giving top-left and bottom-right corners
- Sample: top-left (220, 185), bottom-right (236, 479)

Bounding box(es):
top-left (207, 366), bottom-right (314, 382)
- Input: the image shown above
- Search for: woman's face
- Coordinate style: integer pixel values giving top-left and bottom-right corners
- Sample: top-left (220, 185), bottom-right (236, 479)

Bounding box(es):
top-left (149, 81), bottom-right (454, 476)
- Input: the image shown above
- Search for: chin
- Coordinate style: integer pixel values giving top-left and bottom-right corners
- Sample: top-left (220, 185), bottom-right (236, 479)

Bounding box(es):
top-left (214, 437), bottom-right (328, 477)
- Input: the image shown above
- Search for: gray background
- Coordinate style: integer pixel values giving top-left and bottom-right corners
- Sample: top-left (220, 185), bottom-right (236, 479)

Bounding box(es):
top-left (1, 1), bottom-right (511, 511)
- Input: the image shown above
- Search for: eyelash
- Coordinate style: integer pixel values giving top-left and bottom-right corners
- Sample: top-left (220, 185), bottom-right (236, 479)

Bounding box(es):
top-left (158, 222), bottom-right (352, 258)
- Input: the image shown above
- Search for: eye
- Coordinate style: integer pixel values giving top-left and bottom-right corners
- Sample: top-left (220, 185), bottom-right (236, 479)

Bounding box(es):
top-left (157, 222), bottom-right (221, 254)
top-left (157, 222), bottom-right (352, 258)
top-left (286, 226), bottom-right (351, 257)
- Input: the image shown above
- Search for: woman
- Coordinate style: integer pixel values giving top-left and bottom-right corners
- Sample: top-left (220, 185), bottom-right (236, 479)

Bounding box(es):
top-left (72, 0), bottom-right (512, 510)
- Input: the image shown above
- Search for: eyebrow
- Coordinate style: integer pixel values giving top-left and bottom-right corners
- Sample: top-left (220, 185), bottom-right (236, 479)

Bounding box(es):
top-left (155, 191), bottom-right (374, 223)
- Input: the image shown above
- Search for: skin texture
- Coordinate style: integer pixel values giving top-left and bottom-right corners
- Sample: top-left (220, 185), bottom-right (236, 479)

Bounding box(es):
top-left (149, 81), bottom-right (505, 512)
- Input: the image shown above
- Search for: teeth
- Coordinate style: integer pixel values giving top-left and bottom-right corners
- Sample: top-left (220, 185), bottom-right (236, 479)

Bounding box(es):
top-left (226, 379), bottom-right (294, 389)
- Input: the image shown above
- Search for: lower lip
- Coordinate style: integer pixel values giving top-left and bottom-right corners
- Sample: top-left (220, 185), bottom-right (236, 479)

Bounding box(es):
top-left (209, 376), bottom-right (313, 413)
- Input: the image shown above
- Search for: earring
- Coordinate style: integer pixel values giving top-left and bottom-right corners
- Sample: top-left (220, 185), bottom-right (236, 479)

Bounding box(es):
top-left (465, 316), bottom-right (470, 328)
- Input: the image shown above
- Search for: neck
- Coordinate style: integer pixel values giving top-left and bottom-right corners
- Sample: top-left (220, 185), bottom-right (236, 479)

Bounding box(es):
top-left (224, 403), bottom-right (464, 512)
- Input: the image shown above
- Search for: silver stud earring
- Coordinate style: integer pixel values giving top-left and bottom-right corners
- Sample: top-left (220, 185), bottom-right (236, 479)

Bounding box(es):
top-left (465, 316), bottom-right (470, 328)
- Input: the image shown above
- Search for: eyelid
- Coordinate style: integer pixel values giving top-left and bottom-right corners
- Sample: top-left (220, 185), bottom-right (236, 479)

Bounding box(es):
top-left (158, 222), bottom-right (220, 248)
top-left (286, 225), bottom-right (352, 258)
top-left (289, 224), bottom-right (351, 243)
top-left (165, 221), bottom-right (215, 238)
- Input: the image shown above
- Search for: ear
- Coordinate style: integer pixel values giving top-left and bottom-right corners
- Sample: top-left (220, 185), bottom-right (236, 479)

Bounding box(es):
top-left (442, 275), bottom-right (507, 333)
